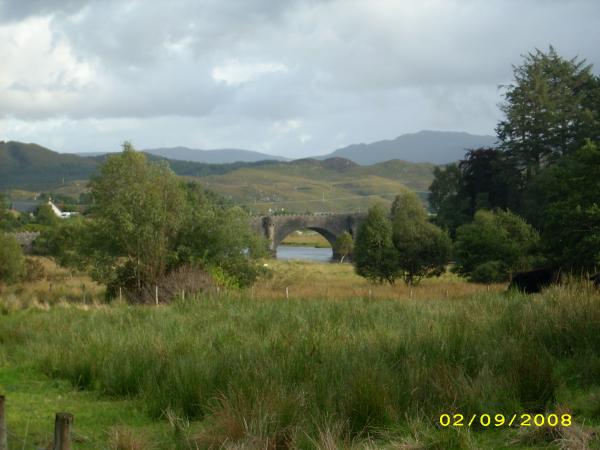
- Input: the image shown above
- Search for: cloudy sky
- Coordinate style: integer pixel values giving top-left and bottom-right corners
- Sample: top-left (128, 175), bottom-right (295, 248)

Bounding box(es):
top-left (1, 0), bottom-right (599, 157)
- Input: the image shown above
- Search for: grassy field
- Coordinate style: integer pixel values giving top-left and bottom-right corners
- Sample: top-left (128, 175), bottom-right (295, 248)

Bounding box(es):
top-left (187, 159), bottom-right (434, 214)
top-left (1, 259), bottom-right (600, 449)
top-left (7, 157), bottom-right (434, 215)
top-left (280, 231), bottom-right (332, 248)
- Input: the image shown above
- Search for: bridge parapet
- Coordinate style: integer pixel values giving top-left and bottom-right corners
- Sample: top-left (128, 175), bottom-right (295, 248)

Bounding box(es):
top-left (251, 213), bottom-right (366, 255)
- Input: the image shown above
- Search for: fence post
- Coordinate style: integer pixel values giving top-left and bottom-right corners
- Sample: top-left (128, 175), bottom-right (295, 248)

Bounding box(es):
top-left (0, 395), bottom-right (7, 450)
top-left (54, 412), bottom-right (73, 450)
top-left (155, 285), bottom-right (159, 306)
top-left (119, 287), bottom-right (122, 302)
top-left (285, 286), bottom-right (289, 299)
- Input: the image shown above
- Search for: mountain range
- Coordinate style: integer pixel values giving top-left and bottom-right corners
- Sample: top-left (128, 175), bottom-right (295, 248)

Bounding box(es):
top-left (74, 130), bottom-right (496, 165)
top-left (1, 141), bottom-right (435, 213)
top-left (313, 130), bottom-right (497, 165)
top-left (144, 146), bottom-right (289, 163)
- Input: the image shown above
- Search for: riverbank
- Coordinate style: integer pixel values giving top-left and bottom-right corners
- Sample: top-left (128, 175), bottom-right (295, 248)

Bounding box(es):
top-left (279, 230), bottom-right (331, 248)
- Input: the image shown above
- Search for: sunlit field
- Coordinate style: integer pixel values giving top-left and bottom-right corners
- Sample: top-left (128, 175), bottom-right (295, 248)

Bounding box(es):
top-left (1, 259), bottom-right (599, 449)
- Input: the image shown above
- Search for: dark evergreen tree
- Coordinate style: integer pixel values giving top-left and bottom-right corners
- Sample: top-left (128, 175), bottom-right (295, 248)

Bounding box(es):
top-left (497, 46), bottom-right (598, 181)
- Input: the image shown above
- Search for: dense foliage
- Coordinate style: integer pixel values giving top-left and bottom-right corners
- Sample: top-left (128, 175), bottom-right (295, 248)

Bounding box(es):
top-left (33, 143), bottom-right (268, 301)
top-left (0, 233), bottom-right (25, 284)
top-left (453, 210), bottom-right (541, 282)
top-left (538, 140), bottom-right (600, 270)
top-left (333, 231), bottom-right (353, 263)
top-left (430, 47), bottom-right (600, 274)
top-left (353, 204), bottom-right (399, 284)
top-left (354, 194), bottom-right (450, 285)
top-left (391, 192), bottom-right (451, 285)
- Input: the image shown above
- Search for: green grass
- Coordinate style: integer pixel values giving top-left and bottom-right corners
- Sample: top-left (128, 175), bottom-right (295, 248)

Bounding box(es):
top-left (280, 230), bottom-right (332, 247)
top-left (1, 278), bottom-right (600, 448)
top-left (0, 366), bottom-right (169, 449)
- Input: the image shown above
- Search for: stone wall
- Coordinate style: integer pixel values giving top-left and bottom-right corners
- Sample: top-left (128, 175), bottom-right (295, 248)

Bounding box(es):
top-left (10, 231), bottom-right (41, 254)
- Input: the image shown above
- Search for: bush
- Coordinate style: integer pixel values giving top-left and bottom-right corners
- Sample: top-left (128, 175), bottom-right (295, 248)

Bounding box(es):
top-left (107, 263), bottom-right (215, 304)
top-left (392, 192), bottom-right (452, 285)
top-left (470, 261), bottom-right (505, 283)
top-left (0, 233), bottom-right (25, 284)
top-left (453, 209), bottom-right (540, 282)
top-left (353, 204), bottom-right (400, 284)
top-left (21, 258), bottom-right (46, 282)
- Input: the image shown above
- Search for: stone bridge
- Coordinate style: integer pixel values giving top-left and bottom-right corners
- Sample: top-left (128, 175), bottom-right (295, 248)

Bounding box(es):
top-left (250, 213), bottom-right (366, 257)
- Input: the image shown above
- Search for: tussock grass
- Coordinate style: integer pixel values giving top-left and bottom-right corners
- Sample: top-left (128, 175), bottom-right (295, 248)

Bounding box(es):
top-left (0, 257), bottom-right (105, 312)
top-left (108, 426), bottom-right (155, 450)
top-left (2, 260), bottom-right (600, 448)
top-left (253, 260), bottom-right (501, 301)
top-left (1, 278), bottom-right (600, 448)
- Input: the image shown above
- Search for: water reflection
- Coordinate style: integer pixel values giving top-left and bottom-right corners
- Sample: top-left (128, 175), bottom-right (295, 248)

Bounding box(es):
top-left (276, 245), bottom-right (333, 262)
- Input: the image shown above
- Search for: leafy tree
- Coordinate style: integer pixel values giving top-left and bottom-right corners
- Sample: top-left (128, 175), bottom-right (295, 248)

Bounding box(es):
top-left (429, 149), bottom-right (520, 234)
top-left (33, 217), bottom-right (88, 269)
top-left (453, 209), bottom-right (541, 282)
top-left (459, 148), bottom-right (521, 213)
top-left (0, 233), bottom-right (25, 284)
top-left (391, 192), bottom-right (451, 285)
top-left (176, 182), bottom-right (268, 288)
top-left (88, 142), bottom-right (186, 292)
top-left (36, 203), bottom-right (60, 227)
top-left (353, 204), bottom-right (399, 284)
top-left (538, 140), bottom-right (600, 271)
top-left (333, 231), bottom-right (353, 263)
top-left (0, 193), bottom-right (7, 230)
top-left (497, 46), bottom-right (599, 181)
top-left (429, 163), bottom-right (470, 234)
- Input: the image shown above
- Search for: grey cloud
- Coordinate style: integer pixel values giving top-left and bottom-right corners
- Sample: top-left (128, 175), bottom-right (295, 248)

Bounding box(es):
top-left (0, 0), bottom-right (599, 157)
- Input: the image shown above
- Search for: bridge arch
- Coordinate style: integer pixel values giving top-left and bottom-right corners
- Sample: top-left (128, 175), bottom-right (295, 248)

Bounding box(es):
top-left (275, 226), bottom-right (337, 249)
top-left (250, 213), bottom-right (366, 258)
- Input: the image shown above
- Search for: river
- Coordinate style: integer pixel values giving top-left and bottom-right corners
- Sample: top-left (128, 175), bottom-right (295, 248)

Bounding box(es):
top-left (276, 245), bottom-right (333, 262)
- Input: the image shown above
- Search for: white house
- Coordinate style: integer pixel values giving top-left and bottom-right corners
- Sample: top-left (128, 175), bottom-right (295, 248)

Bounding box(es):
top-left (48, 200), bottom-right (78, 219)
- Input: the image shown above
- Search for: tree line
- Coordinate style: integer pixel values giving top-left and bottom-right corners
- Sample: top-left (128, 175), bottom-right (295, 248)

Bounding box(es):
top-left (363, 46), bottom-right (600, 285)
top-left (0, 143), bottom-right (268, 301)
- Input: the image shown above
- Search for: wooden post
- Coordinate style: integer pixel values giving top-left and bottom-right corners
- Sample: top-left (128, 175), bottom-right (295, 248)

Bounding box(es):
top-left (410, 289), bottom-right (413, 299)
top-left (119, 287), bottom-right (122, 302)
top-left (182, 289), bottom-right (185, 300)
top-left (368, 289), bottom-right (372, 299)
top-left (0, 395), bottom-right (7, 450)
top-left (54, 412), bottom-right (73, 450)
top-left (155, 285), bottom-right (159, 306)
top-left (285, 286), bottom-right (289, 299)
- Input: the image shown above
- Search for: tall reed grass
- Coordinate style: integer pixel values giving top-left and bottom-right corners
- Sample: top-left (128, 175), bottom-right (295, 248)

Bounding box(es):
top-left (1, 281), bottom-right (599, 448)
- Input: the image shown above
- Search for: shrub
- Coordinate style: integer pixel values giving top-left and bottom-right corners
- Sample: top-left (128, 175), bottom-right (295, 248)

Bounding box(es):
top-left (0, 233), bottom-right (25, 284)
top-left (469, 260), bottom-right (505, 283)
top-left (454, 209), bottom-right (540, 282)
top-left (21, 258), bottom-right (46, 282)
top-left (353, 204), bottom-right (400, 284)
top-left (107, 264), bottom-right (215, 304)
top-left (392, 192), bottom-right (452, 285)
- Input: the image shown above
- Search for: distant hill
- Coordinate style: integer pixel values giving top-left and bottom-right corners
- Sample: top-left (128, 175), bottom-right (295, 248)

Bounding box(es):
top-left (0, 141), bottom-right (98, 190)
top-left (143, 146), bottom-right (289, 164)
top-left (1, 141), bottom-right (437, 213)
top-left (315, 130), bottom-right (497, 164)
top-left (196, 157), bottom-right (436, 214)
top-left (0, 141), bottom-right (281, 191)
